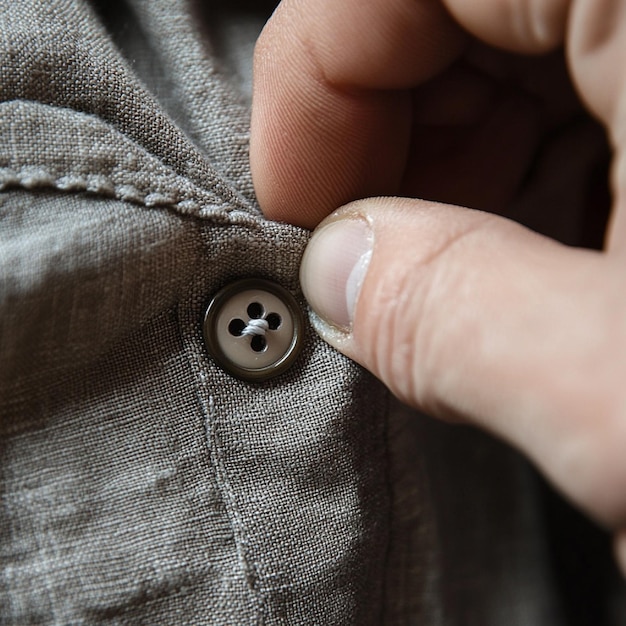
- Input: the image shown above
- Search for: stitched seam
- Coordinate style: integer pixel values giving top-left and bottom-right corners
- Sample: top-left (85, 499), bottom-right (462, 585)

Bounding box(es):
top-left (204, 398), bottom-right (267, 626)
top-left (0, 166), bottom-right (264, 228)
top-left (1, 99), bottom-right (259, 215)
top-left (179, 333), bottom-right (268, 624)
top-left (176, 247), bottom-right (268, 624)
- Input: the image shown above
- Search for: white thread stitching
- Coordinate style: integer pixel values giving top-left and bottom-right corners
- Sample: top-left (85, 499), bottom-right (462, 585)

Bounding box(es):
top-left (240, 318), bottom-right (269, 337)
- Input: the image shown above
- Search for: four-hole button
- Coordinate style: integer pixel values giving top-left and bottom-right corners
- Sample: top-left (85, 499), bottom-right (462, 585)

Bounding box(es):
top-left (203, 279), bottom-right (305, 382)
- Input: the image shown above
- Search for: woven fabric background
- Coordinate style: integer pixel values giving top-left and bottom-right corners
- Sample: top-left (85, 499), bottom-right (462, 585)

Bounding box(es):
top-left (1, 1), bottom-right (625, 624)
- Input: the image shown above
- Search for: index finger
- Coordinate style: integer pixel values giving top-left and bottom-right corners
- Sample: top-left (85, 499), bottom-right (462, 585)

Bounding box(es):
top-left (250, 0), bottom-right (465, 229)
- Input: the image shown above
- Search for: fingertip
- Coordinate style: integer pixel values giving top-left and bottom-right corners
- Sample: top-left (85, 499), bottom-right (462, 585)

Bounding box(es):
top-left (300, 212), bottom-right (373, 331)
top-left (251, 79), bottom-right (411, 229)
top-left (250, 0), bottom-right (464, 229)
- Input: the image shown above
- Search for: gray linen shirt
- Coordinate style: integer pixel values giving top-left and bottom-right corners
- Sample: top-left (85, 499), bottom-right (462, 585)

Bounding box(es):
top-left (1, 1), bottom-right (624, 624)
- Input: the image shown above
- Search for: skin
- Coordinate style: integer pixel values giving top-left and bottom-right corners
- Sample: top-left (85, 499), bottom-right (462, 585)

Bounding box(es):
top-left (250, 0), bottom-right (626, 573)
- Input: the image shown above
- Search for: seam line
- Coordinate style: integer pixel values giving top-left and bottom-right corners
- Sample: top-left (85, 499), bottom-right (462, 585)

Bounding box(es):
top-left (0, 166), bottom-right (264, 228)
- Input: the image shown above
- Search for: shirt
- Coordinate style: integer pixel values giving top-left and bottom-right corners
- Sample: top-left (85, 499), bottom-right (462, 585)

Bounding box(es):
top-left (1, 1), bottom-right (624, 624)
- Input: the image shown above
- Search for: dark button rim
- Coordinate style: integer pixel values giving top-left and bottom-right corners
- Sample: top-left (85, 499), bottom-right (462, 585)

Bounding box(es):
top-left (203, 278), bottom-right (305, 382)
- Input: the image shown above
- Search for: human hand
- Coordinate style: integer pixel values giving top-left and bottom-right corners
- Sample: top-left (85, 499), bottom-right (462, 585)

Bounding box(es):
top-left (250, 0), bottom-right (626, 572)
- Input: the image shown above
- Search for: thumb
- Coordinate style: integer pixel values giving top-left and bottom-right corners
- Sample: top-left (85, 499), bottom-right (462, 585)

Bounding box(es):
top-left (300, 197), bottom-right (626, 528)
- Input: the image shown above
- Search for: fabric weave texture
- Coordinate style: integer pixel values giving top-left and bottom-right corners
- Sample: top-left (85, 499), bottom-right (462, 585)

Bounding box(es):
top-left (2, 1), bottom-right (625, 625)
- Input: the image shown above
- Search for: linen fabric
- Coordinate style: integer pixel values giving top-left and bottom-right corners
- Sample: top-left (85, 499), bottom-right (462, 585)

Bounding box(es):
top-left (0, 1), bottom-right (624, 624)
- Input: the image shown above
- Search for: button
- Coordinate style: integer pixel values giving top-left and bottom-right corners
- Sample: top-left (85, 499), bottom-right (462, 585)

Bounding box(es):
top-left (203, 278), bottom-right (305, 382)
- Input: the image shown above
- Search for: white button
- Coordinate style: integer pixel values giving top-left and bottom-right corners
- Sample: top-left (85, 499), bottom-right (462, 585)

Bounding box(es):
top-left (203, 279), bottom-right (304, 381)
